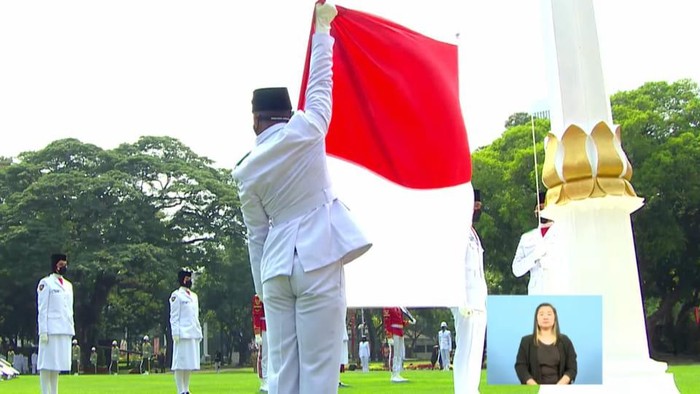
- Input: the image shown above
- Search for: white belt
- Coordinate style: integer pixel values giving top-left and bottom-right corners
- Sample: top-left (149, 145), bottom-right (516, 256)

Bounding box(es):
top-left (269, 187), bottom-right (335, 227)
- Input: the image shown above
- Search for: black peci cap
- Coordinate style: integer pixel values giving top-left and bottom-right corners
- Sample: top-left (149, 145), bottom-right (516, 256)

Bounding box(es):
top-left (252, 87), bottom-right (292, 113)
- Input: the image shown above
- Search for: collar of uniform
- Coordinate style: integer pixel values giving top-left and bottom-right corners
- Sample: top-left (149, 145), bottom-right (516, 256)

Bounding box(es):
top-left (52, 273), bottom-right (64, 286)
top-left (255, 123), bottom-right (285, 145)
top-left (179, 287), bottom-right (192, 296)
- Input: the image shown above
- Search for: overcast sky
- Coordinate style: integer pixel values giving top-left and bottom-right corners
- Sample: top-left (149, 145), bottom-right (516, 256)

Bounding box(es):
top-left (1, 0), bottom-right (698, 169)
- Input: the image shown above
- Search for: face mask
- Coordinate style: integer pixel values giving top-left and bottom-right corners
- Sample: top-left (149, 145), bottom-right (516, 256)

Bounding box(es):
top-left (57, 266), bottom-right (67, 276)
top-left (472, 209), bottom-right (482, 223)
top-left (183, 280), bottom-right (192, 289)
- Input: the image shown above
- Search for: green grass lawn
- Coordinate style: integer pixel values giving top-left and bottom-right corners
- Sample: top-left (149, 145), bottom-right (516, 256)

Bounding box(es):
top-left (1, 365), bottom-right (698, 393)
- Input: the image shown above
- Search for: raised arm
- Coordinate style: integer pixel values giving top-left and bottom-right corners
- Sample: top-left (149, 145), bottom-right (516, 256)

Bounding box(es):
top-left (301, 3), bottom-right (337, 136)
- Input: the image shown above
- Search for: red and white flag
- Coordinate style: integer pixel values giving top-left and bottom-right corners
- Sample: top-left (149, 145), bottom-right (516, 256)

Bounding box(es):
top-left (299, 3), bottom-right (473, 307)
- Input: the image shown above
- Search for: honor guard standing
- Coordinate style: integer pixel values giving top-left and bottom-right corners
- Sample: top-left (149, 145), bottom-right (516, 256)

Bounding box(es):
top-left (170, 269), bottom-right (203, 394)
top-left (71, 339), bottom-right (80, 375)
top-left (512, 192), bottom-right (565, 294)
top-left (382, 307), bottom-right (414, 383)
top-left (214, 351), bottom-right (222, 373)
top-left (140, 336), bottom-right (152, 374)
top-left (358, 336), bottom-right (370, 373)
top-left (438, 322), bottom-right (452, 371)
top-left (37, 253), bottom-right (74, 394)
top-left (109, 341), bottom-right (119, 374)
top-left (31, 350), bottom-right (38, 375)
top-left (252, 294), bottom-right (268, 392)
top-left (233, 3), bottom-right (371, 394)
top-left (89, 347), bottom-right (97, 374)
top-left (7, 348), bottom-right (14, 368)
top-left (451, 189), bottom-right (488, 394)
top-left (338, 316), bottom-right (349, 387)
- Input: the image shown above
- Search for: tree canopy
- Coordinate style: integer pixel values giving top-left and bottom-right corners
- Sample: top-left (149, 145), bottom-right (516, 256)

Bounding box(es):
top-left (0, 136), bottom-right (251, 364)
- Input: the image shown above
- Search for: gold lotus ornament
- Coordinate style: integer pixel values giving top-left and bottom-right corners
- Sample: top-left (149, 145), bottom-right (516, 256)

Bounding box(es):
top-left (542, 121), bottom-right (636, 205)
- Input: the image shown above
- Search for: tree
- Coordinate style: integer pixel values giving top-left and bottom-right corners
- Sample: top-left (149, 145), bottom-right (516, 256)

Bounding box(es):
top-left (610, 79), bottom-right (700, 354)
top-left (0, 136), bottom-right (249, 366)
top-left (195, 235), bottom-right (254, 366)
top-left (470, 118), bottom-right (550, 295)
top-left (504, 112), bottom-right (532, 128)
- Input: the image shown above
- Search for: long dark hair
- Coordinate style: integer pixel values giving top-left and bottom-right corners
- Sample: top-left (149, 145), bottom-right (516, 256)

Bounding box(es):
top-left (532, 302), bottom-right (561, 346)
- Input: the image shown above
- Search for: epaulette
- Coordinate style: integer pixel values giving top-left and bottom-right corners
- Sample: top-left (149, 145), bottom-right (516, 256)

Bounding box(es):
top-left (235, 151), bottom-right (251, 168)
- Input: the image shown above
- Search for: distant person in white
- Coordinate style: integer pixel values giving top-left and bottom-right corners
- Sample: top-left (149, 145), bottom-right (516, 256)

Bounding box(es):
top-left (169, 269), bottom-right (203, 394)
top-left (512, 192), bottom-right (564, 294)
top-left (31, 351), bottom-right (38, 375)
top-left (451, 189), bottom-right (487, 394)
top-left (438, 322), bottom-right (452, 371)
top-left (358, 336), bottom-right (370, 373)
top-left (37, 253), bottom-right (74, 394)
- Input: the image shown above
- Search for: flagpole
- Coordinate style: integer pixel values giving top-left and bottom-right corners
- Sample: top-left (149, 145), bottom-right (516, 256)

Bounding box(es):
top-left (530, 113), bottom-right (542, 220)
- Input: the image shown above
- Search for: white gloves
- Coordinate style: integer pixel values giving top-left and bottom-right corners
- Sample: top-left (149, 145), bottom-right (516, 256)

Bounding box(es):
top-left (315, 2), bottom-right (338, 34)
top-left (173, 335), bottom-right (180, 345)
top-left (255, 334), bottom-right (263, 346)
top-left (387, 337), bottom-right (394, 346)
top-left (40, 333), bottom-right (49, 344)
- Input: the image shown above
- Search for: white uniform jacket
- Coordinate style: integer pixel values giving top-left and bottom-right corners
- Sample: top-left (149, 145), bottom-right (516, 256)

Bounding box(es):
top-left (233, 33), bottom-right (372, 297)
top-left (169, 287), bottom-right (203, 340)
top-left (461, 228), bottom-right (487, 311)
top-left (358, 342), bottom-right (370, 359)
top-left (511, 225), bottom-right (564, 294)
top-left (37, 274), bottom-right (75, 336)
top-left (438, 330), bottom-right (452, 350)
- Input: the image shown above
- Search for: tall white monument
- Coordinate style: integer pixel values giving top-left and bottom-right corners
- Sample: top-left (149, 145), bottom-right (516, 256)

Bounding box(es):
top-left (538, 1), bottom-right (679, 392)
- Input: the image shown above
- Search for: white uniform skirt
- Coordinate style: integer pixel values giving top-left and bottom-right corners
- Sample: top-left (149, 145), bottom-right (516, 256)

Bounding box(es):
top-left (171, 338), bottom-right (201, 370)
top-left (38, 334), bottom-right (71, 371)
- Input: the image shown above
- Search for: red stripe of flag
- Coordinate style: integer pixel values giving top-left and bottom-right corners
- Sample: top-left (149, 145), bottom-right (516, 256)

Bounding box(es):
top-left (298, 5), bottom-right (471, 189)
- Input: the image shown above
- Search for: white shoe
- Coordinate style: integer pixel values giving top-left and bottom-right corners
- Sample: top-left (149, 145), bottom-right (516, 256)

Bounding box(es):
top-left (259, 381), bottom-right (269, 392)
top-left (391, 374), bottom-right (408, 383)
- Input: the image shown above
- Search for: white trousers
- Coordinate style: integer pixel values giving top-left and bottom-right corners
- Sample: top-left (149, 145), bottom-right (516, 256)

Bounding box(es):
top-left (263, 257), bottom-right (345, 394)
top-left (451, 308), bottom-right (486, 394)
top-left (360, 355), bottom-right (369, 372)
top-left (440, 348), bottom-right (451, 370)
top-left (391, 336), bottom-right (405, 374)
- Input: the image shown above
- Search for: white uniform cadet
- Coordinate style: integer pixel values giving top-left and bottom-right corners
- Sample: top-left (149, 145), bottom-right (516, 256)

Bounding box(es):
top-left (512, 223), bottom-right (565, 294)
top-left (233, 4), bottom-right (371, 394)
top-left (37, 253), bottom-right (74, 394)
top-left (451, 190), bottom-right (487, 394)
top-left (169, 270), bottom-right (203, 394)
top-left (438, 323), bottom-right (452, 371)
top-left (358, 338), bottom-right (370, 373)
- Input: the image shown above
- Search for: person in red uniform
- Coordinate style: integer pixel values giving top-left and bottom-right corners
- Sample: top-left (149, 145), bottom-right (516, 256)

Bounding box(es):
top-left (382, 307), bottom-right (415, 383)
top-left (253, 294), bottom-right (268, 392)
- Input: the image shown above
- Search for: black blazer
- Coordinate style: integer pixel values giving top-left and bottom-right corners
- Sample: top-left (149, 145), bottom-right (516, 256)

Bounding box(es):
top-left (514, 334), bottom-right (577, 384)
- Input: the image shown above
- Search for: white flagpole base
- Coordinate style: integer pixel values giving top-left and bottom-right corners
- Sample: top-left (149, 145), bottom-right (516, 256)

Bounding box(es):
top-left (539, 198), bottom-right (679, 393)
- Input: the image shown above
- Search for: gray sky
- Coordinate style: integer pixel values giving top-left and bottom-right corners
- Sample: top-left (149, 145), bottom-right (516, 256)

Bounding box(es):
top-left (1, 1), bottom-right (698, 168)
